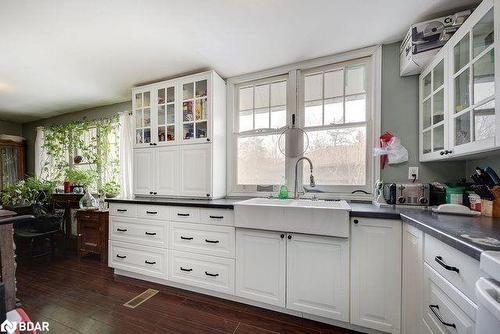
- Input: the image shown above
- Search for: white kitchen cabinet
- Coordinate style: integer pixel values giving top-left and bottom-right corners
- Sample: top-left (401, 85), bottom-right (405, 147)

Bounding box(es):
top-left (179, 143), bottom-right (211, 197)
top-left (133, 148), bottom-right (156, 195)
top-left (133, 88), bottom-right (154, 148)
top-left (156, 146), bottom-right (179, 196)
top-left (235, 229), bottom-right (286, 307)
top-left (286, 233), bottom-right (349, 321)
top-left (419, 0), bottom-right (498, 161)
top-left (402, 223), bottom-right (424, 334)
top-left (350, 217), bottom-right (402, 333)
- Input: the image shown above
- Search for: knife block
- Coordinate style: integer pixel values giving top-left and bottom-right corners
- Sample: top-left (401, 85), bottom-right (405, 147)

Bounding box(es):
top-left (481, 186), bottom-right (500, 217)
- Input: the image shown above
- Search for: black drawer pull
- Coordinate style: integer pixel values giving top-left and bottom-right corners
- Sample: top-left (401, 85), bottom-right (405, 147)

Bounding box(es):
top-left (180, 267), bottom-right (193, 272)
top-left (146, 211), bottom-right (158, 215)
top-left (205, 239), bottom-right (220, 244)
top-left (145, 232), bottom-right (157, 236)
top-left (116, 209), bottom-right (127, 212)
top-left (205, 271), bottom-right (219, 277)
top-left (181, 236), bottom-right (193, 240)
top-left (145, 260), bottom-right (156, 265)
top-left (177, 213), bottom-right (190, 217)
top-left (435, 256), bottom-right (460, 273)
top-left (429, 305), bottom-right (456, 328)
top-left (117, 228), bottom-right (127, 232)
top-left (209, 215), bottom-right (224, 219)
top-left (116, 254), bottom-right (126, 259)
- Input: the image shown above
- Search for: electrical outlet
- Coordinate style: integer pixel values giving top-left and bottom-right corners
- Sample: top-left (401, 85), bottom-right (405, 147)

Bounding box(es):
top-left (408, 167), bottom-right (419, 181)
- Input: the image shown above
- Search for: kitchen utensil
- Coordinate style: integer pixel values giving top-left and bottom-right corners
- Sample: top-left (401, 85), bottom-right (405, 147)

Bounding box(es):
top-left (471, 184), bottom-right (496, 201)
top-left (485, 167), bottom-right (500, 186)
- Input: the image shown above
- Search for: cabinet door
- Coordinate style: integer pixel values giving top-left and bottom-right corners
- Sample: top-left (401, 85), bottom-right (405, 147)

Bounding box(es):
top-left (78, 220), bottom-right (100, 253)
top-left (156, 84), bottom-right (177, 145)
top-left (156, 146), bottom-right (179, 196)
top-left (181, 74), bottom-right (211, 143)
top-left (449, 0), bottom-right (496, 156)
top-left (286, 233), bottom-right (349, 321)
top-left (133, 89), bottom-right (155, 148)
top-left (235, 229), bottom-right (286, 307)
top-left (351, 218), bottom-right (402, 333)
top-left (179, 144), bottom-right (211, 197)
top-left (402, 223), bottom-right (424, 334)
top-left (133, 148), bottom-right (156, 195)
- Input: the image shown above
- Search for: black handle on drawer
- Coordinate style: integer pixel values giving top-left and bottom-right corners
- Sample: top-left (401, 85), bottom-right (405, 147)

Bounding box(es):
top-left (205, 239), bottom-right (220, 244)
top-left (145, 260), bottom-right (156, 265)
top-left (117, 228), bottom-right (128, 232)
top-left (177, 213), bottom-right (190, 217)
top-left (205, 271), bottom-right (219, 277)
top-left (181, 236), bottom-right (193, 240)
top-left (429, 305), bottom-right (456, 329)
top-left (180, 267), bottom-right (193, 272)
top-left (209, 215), bottom-right (224, 219)
top-left (117, 209), bottom-right (127, 212)
top-left (146, 211), bottom-right (158, 215)
top-left (145, 232), bottom-right (157, 236)
top-left (435, 256), bottom-right (460, 273)
top-left (116, 254), bottom-right (126, 259)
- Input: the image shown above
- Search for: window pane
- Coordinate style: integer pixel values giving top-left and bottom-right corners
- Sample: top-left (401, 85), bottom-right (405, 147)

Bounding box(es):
top-left (423, 73), bottom-right (432, 98)
top-left (254, 108), bottom-right (269, 129)
top-left (454, 33), bottom-right (470, 73)
top-left (304, 100), bottom-right (322, 127)
top-left (474, 100), bottom-right (495, 141)
top-left (473, 8), bottom-right (494, 58)
top-left (433, 125), bottom-right (444, 151)
top-left (345, 94), bottom-right (366, 123)
top-left (271, 106), bottom-right (286, 128)
top-left (239, 87), bottom-right (253, 111)
top-left (271, 81), bottom-right (286, 106)
top-left (305, 74), bottom-right (322, 101)
top-left (455, 68), bottom-right (470, 113)
top-left (324, 69), bottom-right (343, 98)
top-left (255, 84), bottom-right (270, 108)
top-left (455, 112), bottom-right (471, 146)
top-left (423, 130), bottom-right (431, 154)
top-left (345, 65), bottom-right (366, 95)
top-left (433, 89), bottom-right (444, 124)
top-left (433, 60), bottom-right (444, 89)
top-left (473, 49), bottom-right (495, 104)
top-left (324, 97), bottom-right (343, 125)
top-left (303, 126), bottom-right (366, 185)
top-left (237, 134), bottom-right (284, 185)
top-left (239, 110), bottom-right (253, 132)
top-left (183, 83), bottom-right (194, 100)
top-left (195, 80), bottom-right (207, 98)
top-left (135, 93), bottom-right (142, 108)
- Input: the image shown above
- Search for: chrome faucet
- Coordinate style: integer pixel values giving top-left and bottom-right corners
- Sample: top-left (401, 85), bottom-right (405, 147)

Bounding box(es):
top-left (294, 157), bottom-right (315, 199)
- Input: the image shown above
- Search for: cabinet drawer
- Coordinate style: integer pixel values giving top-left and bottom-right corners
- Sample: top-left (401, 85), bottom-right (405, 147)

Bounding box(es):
top-left (76, 212), bottom-right (99, 223)
top-left (170, 222), bottom-right (235, 258)
top-left (136, 205), bottom-right (170, 220)
top-left (109, 241), bottom-right (168, 279)
top-left (171, 207), bottom-right (200, 223)
top-left (423, 264), bottom-right (475, 334)
top-left (110, 217), bottom-right (168, 248)
top-left (200, 209), bottom-right (234, 226)
top-left (424, 234), bottom-right (480, 302)
top-left (109, 203), bottom-right (137, 218)
top-left (169, 250), bottom-right (235, 295)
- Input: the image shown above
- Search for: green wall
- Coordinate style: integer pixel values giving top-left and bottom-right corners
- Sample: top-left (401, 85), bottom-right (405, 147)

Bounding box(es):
top-left (0, 119), bottom-right (22, 136)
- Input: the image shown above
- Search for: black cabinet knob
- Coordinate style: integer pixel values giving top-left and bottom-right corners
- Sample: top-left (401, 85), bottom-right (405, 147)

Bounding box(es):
top-left (280, 234), bottom-right (285, 239)
top-left (207, 138), bottom-right (211, 142)
top-left (287, 235), bottom-right (292, 240)
top-left (440, 151), bottom-right (445, 155)
top-left (353, 219), bottom-right (359, 224)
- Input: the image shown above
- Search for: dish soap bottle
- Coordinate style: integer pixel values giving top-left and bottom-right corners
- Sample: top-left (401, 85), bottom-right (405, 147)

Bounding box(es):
top-left (278, 177), bottom-right (288, 199)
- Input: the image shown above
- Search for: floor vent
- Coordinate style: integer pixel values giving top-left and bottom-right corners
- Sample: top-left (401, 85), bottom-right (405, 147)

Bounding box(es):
top-left (123, 288), bottom-right (159, 309)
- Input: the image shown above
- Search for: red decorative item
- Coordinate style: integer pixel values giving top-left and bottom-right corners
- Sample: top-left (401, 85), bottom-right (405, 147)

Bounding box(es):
top-left (379, 132), bottom-right (394, 169)
top-left (64, 181), bottom-right (71, 193)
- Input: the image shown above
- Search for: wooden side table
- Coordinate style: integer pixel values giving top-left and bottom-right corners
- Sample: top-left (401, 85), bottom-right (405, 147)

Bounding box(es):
top-left (75, 210), bottom-right (109, 263)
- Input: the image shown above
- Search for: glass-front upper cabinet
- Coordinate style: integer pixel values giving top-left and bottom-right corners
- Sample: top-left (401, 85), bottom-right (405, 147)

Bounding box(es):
top-left (157, 84), bottom-right (176, 144)
top-left (182, 77), bottom-right (209, 142)
top-left (420, 54), bottom-right (448, 161)
top-left (450, 2), bottom-right (496, 155)
top-left (133, 90), bottom-right (153, 147)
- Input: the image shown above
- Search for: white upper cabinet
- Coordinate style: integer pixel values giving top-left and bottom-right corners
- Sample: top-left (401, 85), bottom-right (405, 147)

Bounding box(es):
top-left (419, 0), bottom-right (498, 161)
top-left (133, 89), bottom-right (154, 148)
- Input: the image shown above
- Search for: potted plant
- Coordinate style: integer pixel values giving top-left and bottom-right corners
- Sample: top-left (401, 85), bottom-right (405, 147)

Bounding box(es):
top-left (100, 181), bottom-right (121, 198)
top-left (1, 177), bottom-right (56, 213)
top-left (65, 168), bottom-right (96, 193)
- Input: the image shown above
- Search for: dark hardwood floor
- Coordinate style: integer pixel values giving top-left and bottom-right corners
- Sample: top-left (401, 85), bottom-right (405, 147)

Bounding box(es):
top-left (16, 256), bottom-right (363, 334)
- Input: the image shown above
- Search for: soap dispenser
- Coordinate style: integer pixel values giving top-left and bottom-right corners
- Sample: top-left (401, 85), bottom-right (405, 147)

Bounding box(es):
top-left (278, 176), bottom-right (288, 199)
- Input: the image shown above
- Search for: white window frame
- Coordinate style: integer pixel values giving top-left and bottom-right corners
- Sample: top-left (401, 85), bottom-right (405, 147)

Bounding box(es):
top-left (227, 45), bottom-right (382, 199)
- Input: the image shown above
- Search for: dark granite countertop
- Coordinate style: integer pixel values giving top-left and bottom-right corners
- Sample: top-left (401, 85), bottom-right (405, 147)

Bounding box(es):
top-left (105, 197), bottom-right (242, 209)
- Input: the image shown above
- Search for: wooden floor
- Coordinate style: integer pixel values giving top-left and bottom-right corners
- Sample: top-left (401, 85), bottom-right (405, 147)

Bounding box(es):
top-left (16, 256), bottom-right (363, 334)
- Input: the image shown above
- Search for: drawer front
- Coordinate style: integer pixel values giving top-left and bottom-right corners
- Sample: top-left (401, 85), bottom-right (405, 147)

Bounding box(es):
top-left (171, 207), bottom-right (200, 223)
top-left (200, 209), bottom-right (234, 226)
top-left (170, 222), bottom-right (235, 258)
top-left (169, 250), bottom-right (235, 295)
top-left (109, 203), bottom-right (137, 218)
top-left (77, 212), bottom-right (99, 223)
top-left (423, 264), bottom-right (475, 334)
top-left (110, 217), bottom-right (168, 248)
top-left (136, 205), bottom-right (170, 220)
top-left (425, 234), bottom-right (480, 302)
top-left (109, 241), bottom-right (167, 279)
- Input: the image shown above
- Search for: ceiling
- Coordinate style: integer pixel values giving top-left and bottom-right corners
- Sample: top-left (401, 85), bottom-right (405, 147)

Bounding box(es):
top-left (0, 0), bottom-right (478, 123)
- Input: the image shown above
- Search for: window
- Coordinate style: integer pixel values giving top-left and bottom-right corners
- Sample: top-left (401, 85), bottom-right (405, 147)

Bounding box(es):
top-left (229, 47), bottom-right (380, 197)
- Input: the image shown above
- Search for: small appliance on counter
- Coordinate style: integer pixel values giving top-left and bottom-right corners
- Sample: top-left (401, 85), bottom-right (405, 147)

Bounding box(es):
top-left (383, 183), bottom-right (430, 206)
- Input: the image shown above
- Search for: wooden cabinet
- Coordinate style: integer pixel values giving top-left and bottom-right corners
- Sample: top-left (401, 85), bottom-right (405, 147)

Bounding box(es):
top-left (419, 0), bottom-right (498, 161)
top-left (76, 210), bottom-right (109, 263)
top-left (0, 139), bottom-right (25, 192)
top-left (286, 233), bottom-right (349, 321)
top-left (132, 70), bottom-right (226, 198)
top-left (402, 223), bottom-right (424, 334)
top-left (350, 217), bottom-right (402, 333)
